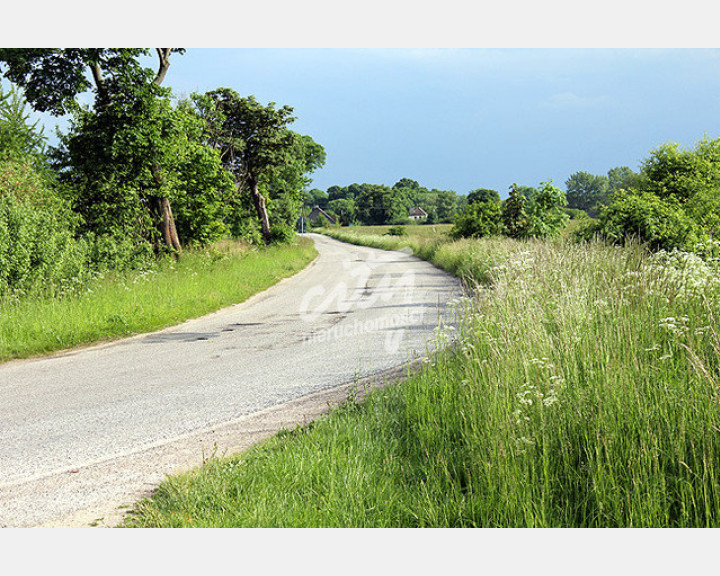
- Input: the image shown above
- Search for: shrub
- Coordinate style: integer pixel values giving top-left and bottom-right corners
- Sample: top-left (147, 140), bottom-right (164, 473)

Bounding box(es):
top-left (502, 185), bottom-right (529, 238)
top-left (524, 181), bottom-right (569, 238)
top-left (0, 160), bottom-right (91, 296)
top-left (386, 225), bottom-right (408, 237)
top-left (451, 201), bottom-right (503, 239)
top-left (563, 207), bottom-right (589, 220)
top-left (577, 189), bottom-right (705, 252)
top-left (269, 223), bottom-right (296, 244)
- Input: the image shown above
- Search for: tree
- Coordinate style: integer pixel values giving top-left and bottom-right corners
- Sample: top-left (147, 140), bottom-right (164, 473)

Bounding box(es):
top-left (327, 197), bottom-right (356, 225)
top-left (393, 178), bottom-right (420, 191)
top-left (607, 166), bottom-right (640, 193)
top-left (641, 138), bottom-right (720, 235)
top-left (0, 84), bottom-right (46, 162)
top-left (0, 48), bottom-right (186, 254)
top-left (583, 138), bottom-right (720, 252)
top-left (564, 171), bottom-right (609, 217)
top-left (451, 200), bottom-right (503, 239)
top-left (305, 188), bottom-right (328, 209)
top-left (433, 189), bottom-right (459, 223)
top-left (198, 88), bottom-right (300, 244)
top-left (578, 189), bottom-right (704, 252)
top-left (524, 180), bottom-right (569, 237)
top-left (0, 49), bottom-right (180, 115)
top-left (502, 184), bottom-right (529, 238)
top-left (261, 131), bottom-right (326, 239)
top-left (467, 188), bottom-right (500, 205)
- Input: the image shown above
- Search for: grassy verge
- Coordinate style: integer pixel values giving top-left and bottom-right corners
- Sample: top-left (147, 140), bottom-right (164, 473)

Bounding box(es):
top-left (0, 237), bottom-right (317, 362)
top-left (317, 225), bottom-right (526, 286)
top-left (125, 230), bottom-right (720, 527)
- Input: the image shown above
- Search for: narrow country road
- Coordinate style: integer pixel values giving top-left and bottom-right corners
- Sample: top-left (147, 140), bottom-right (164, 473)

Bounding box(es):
top-left (0, 233), bottom-right (462, 527)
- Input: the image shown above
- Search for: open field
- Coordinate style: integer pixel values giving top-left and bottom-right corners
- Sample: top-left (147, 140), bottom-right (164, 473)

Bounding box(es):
top-left (125, 232), bottom-right (720, 527)
top-left (328, 223), bottom-right (453, 239)
top-left (0, 238), bottom-right (317, 362)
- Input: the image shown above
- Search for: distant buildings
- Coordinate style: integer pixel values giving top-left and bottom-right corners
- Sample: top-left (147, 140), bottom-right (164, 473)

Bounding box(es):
top-left (408, 206), bottom-right (428, 222)
top-left (297, 205), bottom-right (337, 231)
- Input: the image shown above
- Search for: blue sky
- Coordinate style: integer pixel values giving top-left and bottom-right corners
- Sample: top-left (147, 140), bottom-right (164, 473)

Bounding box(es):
top-left (156, 48), bottom-right (719, 197)
top-left (4, 3), bottom-right (720, 200)
top-left (4, 45), bottom-right (719, 198)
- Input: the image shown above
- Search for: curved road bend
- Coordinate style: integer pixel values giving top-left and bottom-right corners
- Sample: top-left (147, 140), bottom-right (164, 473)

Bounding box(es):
top-left (0, 233), bottom-right (462, 527)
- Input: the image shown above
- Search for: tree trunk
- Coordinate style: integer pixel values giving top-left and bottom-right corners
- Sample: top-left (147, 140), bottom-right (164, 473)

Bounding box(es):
top-left (153, 48), bottom-right (172, 86)
top-left (153, 196), bottom-right (182, 257)
top-left (249, 177), bottom-right (273, 244)
top-left (149, 163), bottom-right (182, 257)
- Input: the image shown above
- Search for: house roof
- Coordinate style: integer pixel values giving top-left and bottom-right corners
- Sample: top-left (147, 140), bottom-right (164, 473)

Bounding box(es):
top-left (308, 206), bottom-right (337, 225)
top-left (409, 207), bottom-right (428, 217)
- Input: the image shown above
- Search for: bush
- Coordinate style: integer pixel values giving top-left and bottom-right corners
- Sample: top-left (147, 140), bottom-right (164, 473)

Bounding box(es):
top-left (576, 189), bottom-right (705, 252)
top-left (0, 160), bottom-right (92, 296)
top-left (269, 223), bottom-right (296, 244)
top-left (524, 181), bottom-right (569, 238)
top-left (386, 225), bottom-right (408, 237)
top-left (563, 207), bottom-right (589, 220)
top-left (451, 201), bottom-right (503, 239)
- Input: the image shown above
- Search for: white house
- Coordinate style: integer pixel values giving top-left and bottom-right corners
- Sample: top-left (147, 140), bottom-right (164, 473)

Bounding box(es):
top-left (408, 207), bottom-right (428, 222)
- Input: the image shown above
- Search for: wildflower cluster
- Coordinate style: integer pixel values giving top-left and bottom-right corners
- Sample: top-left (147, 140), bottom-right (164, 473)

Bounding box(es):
top-left (512, 357), bottom-right (564, 452)
top-left (646, 249), bottom-right (720, 299)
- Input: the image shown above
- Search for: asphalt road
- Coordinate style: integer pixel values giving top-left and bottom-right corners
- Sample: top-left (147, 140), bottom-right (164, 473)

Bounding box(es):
top-left (0, 233), bottom-right (462, 527)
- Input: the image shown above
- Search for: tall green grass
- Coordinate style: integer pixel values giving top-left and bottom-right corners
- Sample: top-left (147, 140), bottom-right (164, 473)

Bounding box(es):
top-left (0, 238), bottom-right (317, 362)
top-left (319, 226), bottom-right (523, 285)
top-left (125, 236), bottom-right (720, 527)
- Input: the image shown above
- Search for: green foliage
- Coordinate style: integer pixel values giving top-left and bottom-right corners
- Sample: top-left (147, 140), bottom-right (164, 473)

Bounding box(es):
top-left (196, 89), bottom-right (324, 244)
top-left (385, 225), bottom-right (408, 237)
top-left (324, 179), bottom-right (461, 226)
top-left (577, 189), bottom-right (705, 252)
top-left (502, 184), bottom-right (529, 238)
top-left (524, 180), bottom-right (569, 238)
top-left (0, 84), bottom-right (46, 162)
top-left (584, 138), bottom-right (720, 253)
top-left (466, 188), bottom-right (500, 205)
top-left (327, 197), bottom-right (356, 226)
top-left (305, 188), bottom-right (328, 209)
top-left (54, 91), bottom-right (235, 251)
top-left (454, 182), bottom-right (568, 241)
top-left (501, 182), bottom-right (568, 239)
top-left (641, 137), bottom-right (720, 234)
top-left (0, 159), bottom-right (90, 295)
top-left (565, 167), bottom-right (640, 218)
top-left (262, 131), bottom-right (326, 233)
top-left (563, 207), bottom-right (589, 220)
top-left (355, 183), bottom-right (406, 225)
top-left (565, 171), bottom-right (609, 217)
top-left (0, 49), bottom-right (184, 116)
top-left (451, 200), bottom-right (503, 239)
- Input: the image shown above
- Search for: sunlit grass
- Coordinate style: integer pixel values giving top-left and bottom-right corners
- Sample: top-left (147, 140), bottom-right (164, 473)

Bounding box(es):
top-left (125, 235), bottom-right (720, 527)
top-left (0, 238), bottom-right (317, 362)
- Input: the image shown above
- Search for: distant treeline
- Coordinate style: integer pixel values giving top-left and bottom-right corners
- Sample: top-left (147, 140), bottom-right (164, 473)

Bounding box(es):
top-left (307, 165), bottom-right (641, 228)
top-left (304, 178), bottom-right (466, 226)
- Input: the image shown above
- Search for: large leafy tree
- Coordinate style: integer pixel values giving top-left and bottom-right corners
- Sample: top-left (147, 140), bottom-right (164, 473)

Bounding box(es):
top-left (0, 49), bottom-right (179, 115)
top-left (565, 171), bottom-right (610, 217)
top-left (260, 131), bottom-right (326, 239)
top-left (467, 188), bottom-right (500, 205)
top-left (197, 88), bottom-right (301, 244)
top-left (0, 48), bottom-right (186, 254)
